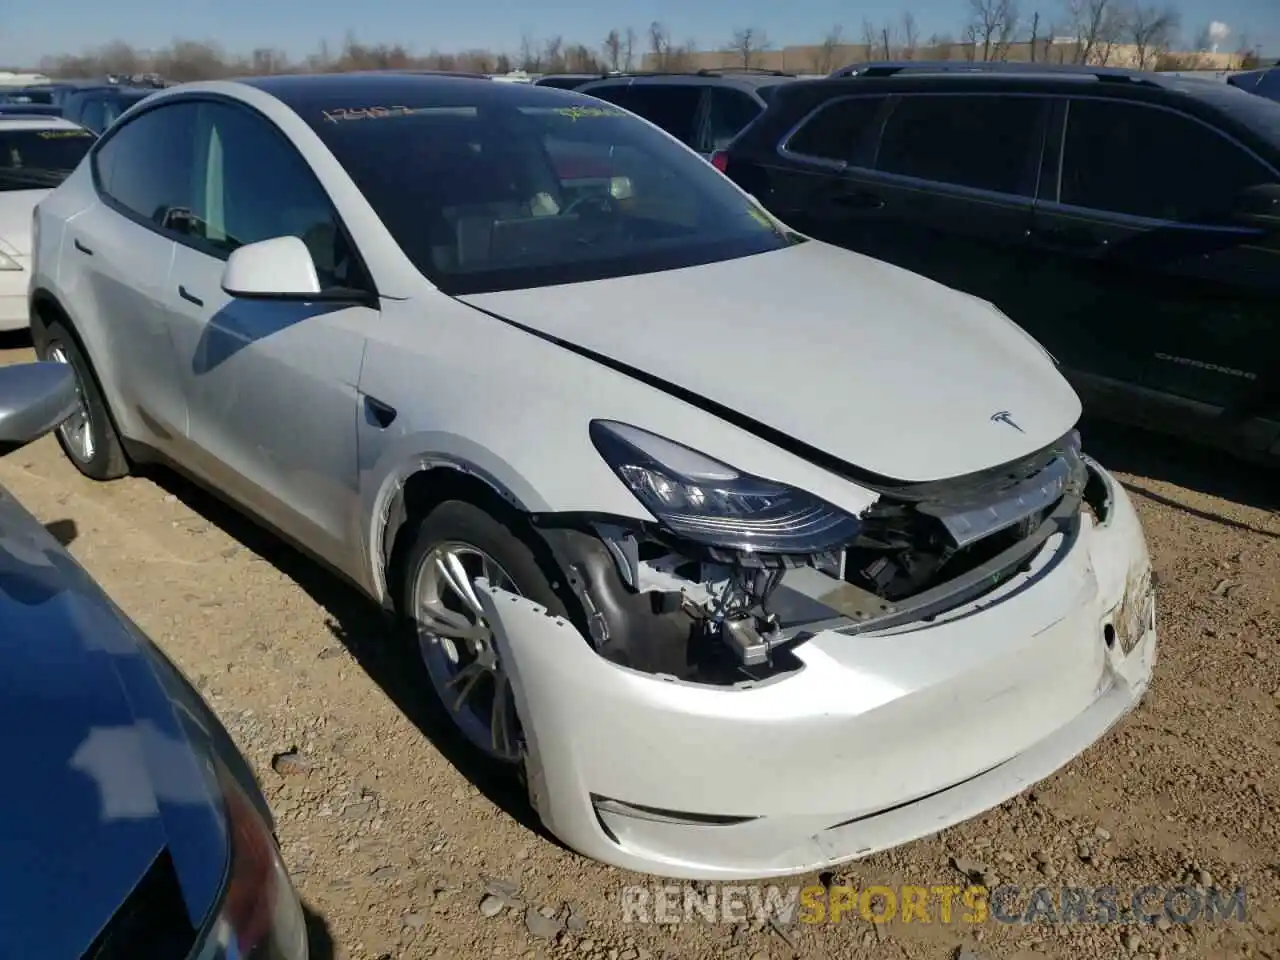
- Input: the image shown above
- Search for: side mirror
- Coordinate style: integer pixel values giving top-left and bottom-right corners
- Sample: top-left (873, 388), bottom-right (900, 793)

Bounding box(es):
top-left (221, 235), bottom-right (323, 299)
top-left (0, 362), bottom-right (79, 456)
top-left (1229, 183), bottom-right (1280, 231)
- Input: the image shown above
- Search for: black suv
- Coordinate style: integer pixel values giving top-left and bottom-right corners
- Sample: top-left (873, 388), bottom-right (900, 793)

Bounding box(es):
top-left (579, 69), bottom-right (799, 160)
top-left (61, 85), bottom-right (154, 133)
top-left (721, 62), bottom-right (1280, 461)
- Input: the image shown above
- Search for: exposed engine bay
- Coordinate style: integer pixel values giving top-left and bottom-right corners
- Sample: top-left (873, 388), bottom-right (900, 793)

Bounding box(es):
top-left (535, 430), bottom-right (1097, 686)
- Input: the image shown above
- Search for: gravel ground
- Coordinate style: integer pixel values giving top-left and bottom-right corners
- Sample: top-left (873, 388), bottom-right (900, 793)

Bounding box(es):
top-left (2, 340), bottom-right (1277, 960)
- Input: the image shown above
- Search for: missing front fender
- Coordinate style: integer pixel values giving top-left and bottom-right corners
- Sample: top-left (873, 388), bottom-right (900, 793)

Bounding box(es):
top-left (535, 524), bottom-right (804, 685)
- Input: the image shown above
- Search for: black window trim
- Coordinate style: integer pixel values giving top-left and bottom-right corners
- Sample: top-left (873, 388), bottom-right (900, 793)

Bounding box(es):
top-left (776, 93), bottom-right (892, 172)
top-left (89, 91), bottom-right (379, 299)
top-left (1040, 93), bottom-right (1280, 229)
top-left (779, 90), bottom-right (1052, 203)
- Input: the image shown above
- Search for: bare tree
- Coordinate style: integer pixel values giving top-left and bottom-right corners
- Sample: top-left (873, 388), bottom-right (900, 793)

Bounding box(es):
top-left (900, 12), bottom-right (921, 58)
top-left (1028, 10), bottom-right (1042, 60)
top-left (648, 21), bottom-right (671, 68)
top-left (1065, 0), bottom-right (1127, 64)
top-left (812, 24), bottom-right (844, 73)
top-left (729, 27), bottom-right (771, 68)
top-left (966, 0), bottom-right (1021, 60)
top-left (603, 29), bottom-right (623, 71)
top-left (623, 27), bottom-right (637, 70)
top-left (518, 31), bottom-right (540, 71)
top-left (1125, 2), bottom-right (1180, 68)
top-left (861, 18), bottom-right (879, 60)
top-left (542, 35), bottom-right (565, 72)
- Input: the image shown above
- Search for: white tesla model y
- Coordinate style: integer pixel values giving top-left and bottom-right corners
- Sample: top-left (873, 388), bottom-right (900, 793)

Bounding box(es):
top-left (29, 73), bottom-right (1156, 880)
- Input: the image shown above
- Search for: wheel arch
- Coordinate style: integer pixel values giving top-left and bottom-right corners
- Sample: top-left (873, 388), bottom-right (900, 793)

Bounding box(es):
top-left (29, 287), bottom-right (133, 460)
top-left (372, 456), bottom-right (542, 612)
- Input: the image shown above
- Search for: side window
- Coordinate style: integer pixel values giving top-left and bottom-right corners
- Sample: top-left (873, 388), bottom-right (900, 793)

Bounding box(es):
top-left (584, 85), bottom-right (636, 110)
top-left (618, 85), bottom-right (705, 145)
top-left (875, 94), bottom-right (1043, 195)
top-left (187, 101), bottom-right (361, 290)
top-left (1059, 99), bottom-right (1275, 221)
top-left (704, 88), bottom-right (761, 151)
top-left (1252, 70), bottom-right (1280, 101)
top-left (784, 96), bottom-right (886, 164)
top-left (77, 98), bottom-right (106, 134)
top-left (94, 102), bottom-right (196, 229)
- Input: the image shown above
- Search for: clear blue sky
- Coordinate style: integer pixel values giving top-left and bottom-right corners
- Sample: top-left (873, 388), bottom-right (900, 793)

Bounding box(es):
top-left (6, 0), bottom-right (1277, 67)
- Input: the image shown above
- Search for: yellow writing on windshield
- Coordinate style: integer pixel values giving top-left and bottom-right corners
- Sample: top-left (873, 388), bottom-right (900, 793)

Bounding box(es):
top-left (37, 129), bottom-right (93, 139)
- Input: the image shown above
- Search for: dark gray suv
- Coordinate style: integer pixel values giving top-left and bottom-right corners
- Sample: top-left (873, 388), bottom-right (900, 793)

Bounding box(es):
top-left (578, 69), bottom-right (798, 160)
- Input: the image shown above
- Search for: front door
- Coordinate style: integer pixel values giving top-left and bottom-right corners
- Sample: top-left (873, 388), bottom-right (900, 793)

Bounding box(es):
top-left (1026, 96), bottom-right (1280, 439)
top-left (163, 99), bottom-right (375, 572)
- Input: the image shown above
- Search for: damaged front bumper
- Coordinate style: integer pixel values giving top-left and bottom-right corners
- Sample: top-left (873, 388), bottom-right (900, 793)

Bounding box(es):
top-left (478, 461), bottom-right (1157, 881)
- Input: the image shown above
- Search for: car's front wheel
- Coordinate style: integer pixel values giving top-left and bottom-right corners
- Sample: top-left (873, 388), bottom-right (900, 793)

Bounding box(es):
top-left (40, 321), bottom-right (129, 480)
top-left (399, 499), bottom-right (569, 768)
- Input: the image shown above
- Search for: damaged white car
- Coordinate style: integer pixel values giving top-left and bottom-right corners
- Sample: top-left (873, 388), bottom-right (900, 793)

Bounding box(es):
top-left (30, 73), bottom-right (1157, 880)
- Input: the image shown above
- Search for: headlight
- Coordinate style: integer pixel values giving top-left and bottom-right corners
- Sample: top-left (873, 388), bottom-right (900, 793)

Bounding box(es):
top-left (589, 419), bottom-right (861, 555)
top-left (0, 250), bottom-right (22, 271)
top-left (191, 765), bottom-right (307, 960)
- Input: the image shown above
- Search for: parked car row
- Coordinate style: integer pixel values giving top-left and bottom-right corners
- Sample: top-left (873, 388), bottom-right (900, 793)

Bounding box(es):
top-left (26, 72), bottom-right (1157, 886)
top-left (0, 80), bottom-right (158, 133)
top-left (575, 61), bottom-right (1280, 462)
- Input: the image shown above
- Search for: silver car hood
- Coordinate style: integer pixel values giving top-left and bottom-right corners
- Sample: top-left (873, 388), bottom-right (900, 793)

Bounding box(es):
top-left (459, 240), bottom-right (1082, 483)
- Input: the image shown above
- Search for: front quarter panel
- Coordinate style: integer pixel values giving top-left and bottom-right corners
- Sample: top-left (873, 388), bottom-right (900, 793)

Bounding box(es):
top-left (356, 295), bottom-right (880, 602)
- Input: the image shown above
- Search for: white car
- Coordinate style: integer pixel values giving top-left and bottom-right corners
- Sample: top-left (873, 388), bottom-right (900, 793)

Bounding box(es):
top-left (0, 116), bottom-right (95, 331)
top-left (29, 74), bottom-right (1157, 880)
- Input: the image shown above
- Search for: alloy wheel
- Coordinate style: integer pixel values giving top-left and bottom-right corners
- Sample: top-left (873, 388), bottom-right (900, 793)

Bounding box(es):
top-left (411, 542), bottom-right (523, 762)
top-left (46, 344), bottom-right (96, 464)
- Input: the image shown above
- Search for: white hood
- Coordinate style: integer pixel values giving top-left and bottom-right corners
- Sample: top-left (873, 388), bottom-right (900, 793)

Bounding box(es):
top-left (0, 190), bottom-right (47, 256)
top-left (460, 241), bottom-right (1082, 483)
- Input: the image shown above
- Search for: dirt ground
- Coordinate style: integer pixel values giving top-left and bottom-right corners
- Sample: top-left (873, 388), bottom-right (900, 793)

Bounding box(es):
top-left (2, 339), bottom-right (1278, 960)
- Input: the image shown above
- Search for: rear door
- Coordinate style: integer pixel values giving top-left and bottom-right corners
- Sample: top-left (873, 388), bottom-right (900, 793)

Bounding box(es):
top-left (1027, 95), bottom-right (1280, 429)
top-left (66, 102), bottom-right (192, 450)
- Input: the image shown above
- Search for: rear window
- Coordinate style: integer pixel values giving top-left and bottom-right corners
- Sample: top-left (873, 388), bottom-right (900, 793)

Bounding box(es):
top-left (305, 91), bottom-right (798, 295)
top-left (0, 127), bottom-right (95, 191)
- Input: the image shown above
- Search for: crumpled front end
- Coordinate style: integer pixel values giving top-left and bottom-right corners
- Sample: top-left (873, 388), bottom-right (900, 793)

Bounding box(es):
top-left (480, 456), bottom-right (1156, 880)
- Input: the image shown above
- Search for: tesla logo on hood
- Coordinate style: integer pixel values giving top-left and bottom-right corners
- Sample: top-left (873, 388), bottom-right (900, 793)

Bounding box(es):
top-left (990, 410), bottom-right (1025, 433)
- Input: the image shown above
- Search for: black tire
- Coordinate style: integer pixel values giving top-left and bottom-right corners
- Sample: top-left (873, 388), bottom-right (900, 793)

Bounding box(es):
top-left (39, 320), bottom-right (129, 480)
top-left (397, 499), bottom-right (569, 768)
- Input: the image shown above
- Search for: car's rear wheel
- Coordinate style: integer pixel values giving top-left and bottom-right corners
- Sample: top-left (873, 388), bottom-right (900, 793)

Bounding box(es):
top-left (40, 321), bottom-right (129, 480)
top-left (399, 500), bottom-right (569, 767)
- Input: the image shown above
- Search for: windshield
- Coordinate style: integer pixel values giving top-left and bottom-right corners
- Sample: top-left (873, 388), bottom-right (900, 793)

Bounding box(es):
top-left (307, 87), bottom-right (800, 295)
top-left (0, 127), bottom-right (94, 191)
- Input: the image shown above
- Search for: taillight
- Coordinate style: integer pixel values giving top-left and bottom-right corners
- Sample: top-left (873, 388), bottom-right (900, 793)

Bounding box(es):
top-left (710, 150), bottom-right (729, 173)
top-left (196, 767), bottom-right (308, 959)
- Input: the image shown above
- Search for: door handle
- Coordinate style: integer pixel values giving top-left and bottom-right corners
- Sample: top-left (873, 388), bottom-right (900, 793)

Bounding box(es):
top-left (829, 189), bottom-right (886, 211)
top-left (1028, 226), bottom-right (1109, 253)
top-left (177, 285), bottom-right (204, 307)
top-left (73, 238), bottom-right (93, 256)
